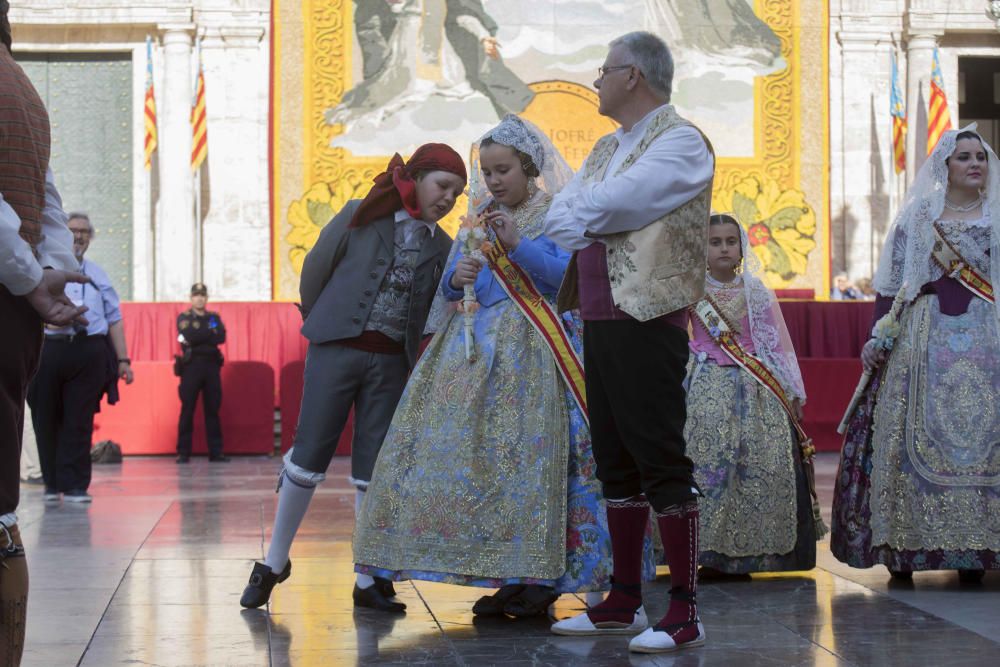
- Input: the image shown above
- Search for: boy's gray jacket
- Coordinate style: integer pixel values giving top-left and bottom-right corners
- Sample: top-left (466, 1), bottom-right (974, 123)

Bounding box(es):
top-left (299, 199), bottom-right (453, 368)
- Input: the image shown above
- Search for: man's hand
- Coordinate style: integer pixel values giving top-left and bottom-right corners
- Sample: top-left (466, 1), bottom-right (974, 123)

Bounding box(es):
top-left (482, 37), bottom-right (500, 60)
top-left (25, 269), bottom-right (89, 327)
top-left (118, 361), bottom-right (134, 385)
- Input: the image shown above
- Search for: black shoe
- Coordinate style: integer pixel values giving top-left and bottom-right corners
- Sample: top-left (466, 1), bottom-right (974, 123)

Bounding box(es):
top-left (209, 454), bottom-right (231, 462)
top-left (958, 569), bottom-right (985, 584)
top-left (176, 454), bottom-right (190, 464)
top-left (889, 569), bottom-right (913, 580)
top-left (21, 476), bottom-right (44, 486)
top-left (472, 584), bottom-right (525, 616)
top-left (353, 583), bottom-right (406, 613)
top-left (240, 560), bottom-right (292, 609)
top-left (373, 576), bottom-right (396, 599)
top-left (503, 585), bottom-right (559, 618)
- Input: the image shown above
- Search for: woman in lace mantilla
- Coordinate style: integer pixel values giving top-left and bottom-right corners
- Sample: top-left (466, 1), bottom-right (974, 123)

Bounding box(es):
top-left (831, 127), bottom-right (1000, 580)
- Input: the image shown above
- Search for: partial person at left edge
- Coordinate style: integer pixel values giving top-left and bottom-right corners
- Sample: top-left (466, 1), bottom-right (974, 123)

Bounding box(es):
top-left (27, 212), bottom-right (135, 505)
top-left (0, 2), bottom-right (90, 662)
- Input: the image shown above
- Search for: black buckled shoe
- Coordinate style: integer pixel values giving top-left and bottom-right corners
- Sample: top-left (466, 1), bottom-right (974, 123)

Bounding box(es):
top-left (503, 585), bottom-right (559, 618)
top-left (353, 583), bottom-right (406, 613)
top-left (240, 560), bottom-right (291, 609)
top-left (472, 584), bottom-right (525, 616)
top-left (373, 576), bottom-right (396, 599)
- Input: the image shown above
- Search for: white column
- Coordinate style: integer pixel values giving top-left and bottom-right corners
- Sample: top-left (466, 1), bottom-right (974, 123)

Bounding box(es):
top-left (904, 32), bottom-right (939, 181)
top-left (156, 25), bottom-right (195, 301)
top-left (834, 32), bottom-right (894, 282)
top-left (199, 24), bottom-right (270, 300)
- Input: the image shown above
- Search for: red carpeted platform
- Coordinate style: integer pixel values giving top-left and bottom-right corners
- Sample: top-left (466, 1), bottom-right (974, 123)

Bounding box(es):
top-left (799, 358), bottom-right (863, 453)
top-left (92, 361), bottom-right (275, 455)
top-left (104, 301), bottom-right (876, 455)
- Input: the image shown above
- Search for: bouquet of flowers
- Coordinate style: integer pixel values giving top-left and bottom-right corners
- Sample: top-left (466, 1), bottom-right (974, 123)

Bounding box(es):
top-left (837, 282), bottom-right (908, 434)
top-left (455, 214), bottom-right (490, 362)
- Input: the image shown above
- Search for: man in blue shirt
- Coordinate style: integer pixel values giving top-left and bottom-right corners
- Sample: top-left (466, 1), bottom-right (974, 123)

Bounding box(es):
top-left (27, 212), bottom-right (133, 503)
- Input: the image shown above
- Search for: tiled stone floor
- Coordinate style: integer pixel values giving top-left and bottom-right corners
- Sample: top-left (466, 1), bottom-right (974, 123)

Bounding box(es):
top-left (15, 453), bottom-right (1000, 666)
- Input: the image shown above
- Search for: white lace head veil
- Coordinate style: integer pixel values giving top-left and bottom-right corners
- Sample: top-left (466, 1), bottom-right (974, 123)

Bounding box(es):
top-left (872, 123), bottom-right (1000, 327)
top-left (470, 114), bottom-right (574, 198)
top-left (713, 213), bottom-right (806, 401)
top-left (423, 115), bottom-right (575, 334)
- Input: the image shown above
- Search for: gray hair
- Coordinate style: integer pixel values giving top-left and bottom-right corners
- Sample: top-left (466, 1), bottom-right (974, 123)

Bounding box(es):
top-left (609, 31), bottom-right (674, 102)
top-left (68, 212), bottom-right (95, 237)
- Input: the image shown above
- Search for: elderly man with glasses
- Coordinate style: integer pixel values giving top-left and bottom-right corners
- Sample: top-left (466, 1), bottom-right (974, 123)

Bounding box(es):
top-left (544, 31), bottom-right (715, 654)
top-left (27, 212), bottom-right (134, 505)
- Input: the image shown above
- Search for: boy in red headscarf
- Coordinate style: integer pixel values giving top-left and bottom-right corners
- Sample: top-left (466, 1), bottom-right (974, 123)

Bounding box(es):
top-left (241, 144), bottom-right (466, 611)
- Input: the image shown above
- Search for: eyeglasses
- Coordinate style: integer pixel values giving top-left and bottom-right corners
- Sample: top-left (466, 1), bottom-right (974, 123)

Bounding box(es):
top-left (598, 64), bottom-right (639, 79)
top-left (70, 229), bottom-right (92, 237)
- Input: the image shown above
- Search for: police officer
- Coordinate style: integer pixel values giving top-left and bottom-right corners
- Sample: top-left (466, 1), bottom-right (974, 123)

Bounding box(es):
top-left (176, 283), bottom-right (227, 463)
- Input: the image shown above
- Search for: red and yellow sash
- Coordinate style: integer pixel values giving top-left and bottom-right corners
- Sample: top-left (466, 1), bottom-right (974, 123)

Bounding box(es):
top-left (932, 223), bottom-right (995, 304)
top-left (484, 241), bottom-right (588, 425)
top-left (690, 297), bottom-right (813, 457)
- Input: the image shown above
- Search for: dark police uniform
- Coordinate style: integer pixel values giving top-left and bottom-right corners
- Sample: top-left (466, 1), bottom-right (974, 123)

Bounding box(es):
top-left (176, 290), bottom-right (226, 461)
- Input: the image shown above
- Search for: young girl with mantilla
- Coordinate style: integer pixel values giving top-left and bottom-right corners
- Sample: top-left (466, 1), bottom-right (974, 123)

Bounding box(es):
top-left (684, 213), bottom-right (823, 577)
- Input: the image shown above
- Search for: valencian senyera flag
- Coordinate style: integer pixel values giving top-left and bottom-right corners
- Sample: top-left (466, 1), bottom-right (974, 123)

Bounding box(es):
top-left (190, 42), bottom-right (208, 172)
top-left (927, 47), bottom-right (953, 157)
top-left (890, 52), bottom-right (906, 174)
top-left (143, 36), bottom-right (158, 171)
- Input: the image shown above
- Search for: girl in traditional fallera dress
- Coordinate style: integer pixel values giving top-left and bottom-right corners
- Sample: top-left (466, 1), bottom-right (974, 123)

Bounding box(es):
top-left (685, 214), bottom-right (823, 577)
top-left (353, 114), bottom-right (653, 616)
top-left (832, 126), bottom-right (1000, 580)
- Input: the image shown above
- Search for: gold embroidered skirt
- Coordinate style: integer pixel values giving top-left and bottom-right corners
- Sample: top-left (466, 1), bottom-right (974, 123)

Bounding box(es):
top-left (869, 295), bottom-right (1000, 552)
top-left (685, 360), bottom-right (799, 558)
top-left (353, 300), bottom-right (572, 581)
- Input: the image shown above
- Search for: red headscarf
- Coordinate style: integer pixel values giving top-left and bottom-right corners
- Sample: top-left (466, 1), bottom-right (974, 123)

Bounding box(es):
top-left (349, 143), bottom-right (467, 228)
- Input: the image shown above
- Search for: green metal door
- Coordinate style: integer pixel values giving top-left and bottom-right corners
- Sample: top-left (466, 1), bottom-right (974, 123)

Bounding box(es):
top-left (18, 53), bottom-right (134, 299)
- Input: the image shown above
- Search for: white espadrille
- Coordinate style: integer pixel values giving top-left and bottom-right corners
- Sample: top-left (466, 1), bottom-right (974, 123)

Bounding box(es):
top-left (628, 621), bottom-right (706, 653)
top-left (550, 606), bottom-right (648, 636)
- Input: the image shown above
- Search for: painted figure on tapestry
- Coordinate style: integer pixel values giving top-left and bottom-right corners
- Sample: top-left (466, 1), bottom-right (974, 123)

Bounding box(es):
top-left (832, 126), bottom-right (1000, 581)
top-left (354, 114), bottom-right (654, 617)
top-left (685, 214), bottom-right (823, 578)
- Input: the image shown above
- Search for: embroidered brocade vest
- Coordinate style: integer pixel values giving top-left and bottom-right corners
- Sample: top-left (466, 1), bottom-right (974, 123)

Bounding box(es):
top-left (365, 223), bottom-right (424, 342)
top-left (0, 47), bottom-right (51, 249)
top-left (557, 105), bottom-right (714, 321)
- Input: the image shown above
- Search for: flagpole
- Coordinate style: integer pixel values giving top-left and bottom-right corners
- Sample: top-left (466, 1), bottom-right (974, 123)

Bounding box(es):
top-left (193, 34), bottom-right (203, 283)
top-left (145, 34), bottom-right (159, 301)
top-left (194, 166), bottom-right (202, 282)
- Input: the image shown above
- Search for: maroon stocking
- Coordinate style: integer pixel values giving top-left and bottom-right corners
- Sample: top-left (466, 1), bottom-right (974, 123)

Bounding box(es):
top-left (654, 501), bottom-right (701, 643)
top-left (587, 495), bottom-right (649, 625)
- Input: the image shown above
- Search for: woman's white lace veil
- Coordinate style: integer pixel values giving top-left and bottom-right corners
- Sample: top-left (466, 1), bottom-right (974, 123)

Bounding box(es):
top-left (424, 115), bottom-right (574, 334)
top-left (872, 123), bottom-right (1000, 328)
top-left (716, 214), bottom-right (807, 401)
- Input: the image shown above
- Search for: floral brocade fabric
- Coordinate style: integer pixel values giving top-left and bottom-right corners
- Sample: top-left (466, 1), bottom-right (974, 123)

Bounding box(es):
top-left (354, 279), bottom-right (653, 590)
top-left (686, 362), bottom-right (806, 564)
top-left (832, 244), bottom-right (1000, 569)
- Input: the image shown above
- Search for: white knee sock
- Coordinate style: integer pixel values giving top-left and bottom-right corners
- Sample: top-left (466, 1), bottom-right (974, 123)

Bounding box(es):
top-left (263, 473), bottom-right (316, 573)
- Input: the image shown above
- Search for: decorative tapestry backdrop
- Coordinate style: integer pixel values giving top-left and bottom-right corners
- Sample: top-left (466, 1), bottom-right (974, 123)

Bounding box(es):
top-left (271, 0), bottom-right (829, 300)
